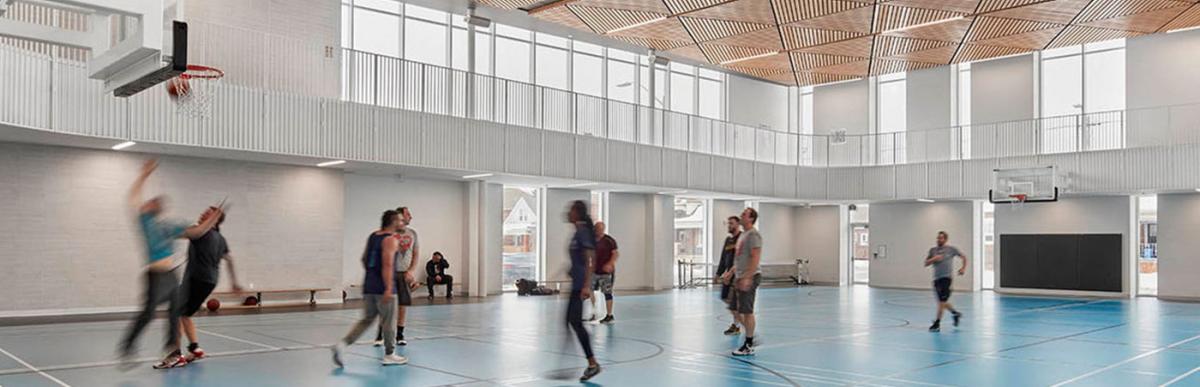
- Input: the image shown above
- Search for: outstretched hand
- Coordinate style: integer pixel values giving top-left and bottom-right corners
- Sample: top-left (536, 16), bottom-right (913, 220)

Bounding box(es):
top-left (140, 159), bottom-right (159, 176)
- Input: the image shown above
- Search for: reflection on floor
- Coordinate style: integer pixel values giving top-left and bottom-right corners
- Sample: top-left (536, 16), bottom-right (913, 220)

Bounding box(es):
top-left (2, 286), bottom-right (1199, 386)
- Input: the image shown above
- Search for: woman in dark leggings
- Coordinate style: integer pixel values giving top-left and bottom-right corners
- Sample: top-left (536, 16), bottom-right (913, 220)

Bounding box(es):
top-left (566, 200), bottom-right (601, 381)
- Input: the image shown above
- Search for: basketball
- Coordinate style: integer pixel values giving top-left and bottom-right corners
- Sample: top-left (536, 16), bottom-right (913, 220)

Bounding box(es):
top-left (206, 298), bottom-right (220, 312)
top-left (166, 77), bottom-right (189, 98)
top-left (243, 296), bottom-right (259, 306)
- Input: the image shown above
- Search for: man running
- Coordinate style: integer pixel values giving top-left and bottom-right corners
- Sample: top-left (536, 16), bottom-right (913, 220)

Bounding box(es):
top-left (425, 252), bottom-right (452, 299)
top-left (716, 216), bottom-right (742, 336)
top-left (724, 208), bottom-right (762, 356)
top-left (172, 206), bottom-right (244, 362)
top-left (925, 231), bottom-right (968, 332)
top-left (119, 159), bottom-right (223, 370)
top-left (377, 207), bottom-right (418, 346)
top-left (590, 222), bottom-right (618, 324)
top-left (332, 210), bottom-right (407, 367)
top-left (566, 200), bottom-right (601, 381)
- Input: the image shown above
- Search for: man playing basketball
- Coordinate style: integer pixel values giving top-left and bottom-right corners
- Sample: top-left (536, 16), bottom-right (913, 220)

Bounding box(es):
top-left (171, 206), bottom-right (244, 363)
top-left (925, 231), bottom-right (968, 332)
top-left (377, 206), bottom-right (418, 346)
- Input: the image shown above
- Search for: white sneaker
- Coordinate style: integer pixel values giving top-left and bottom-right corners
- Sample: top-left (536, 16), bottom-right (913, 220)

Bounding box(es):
top-left (331, 343), bottom-right (346, 367)
top-left (381, 354), bottom-right (408, 365)
top-left (372, 339), bottom-right (383, 347)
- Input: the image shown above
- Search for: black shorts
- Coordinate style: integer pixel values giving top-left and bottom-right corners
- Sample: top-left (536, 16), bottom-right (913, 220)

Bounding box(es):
top-left (933, 277), bottom-right (953, 302)
top-left (394, 275), bottom-right (412, 306)
top-left (178, 280), bottom-right (218, 317)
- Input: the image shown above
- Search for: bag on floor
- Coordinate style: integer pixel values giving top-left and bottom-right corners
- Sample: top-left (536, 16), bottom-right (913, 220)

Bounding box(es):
top-left (516, 278), bottom-right (537, 296)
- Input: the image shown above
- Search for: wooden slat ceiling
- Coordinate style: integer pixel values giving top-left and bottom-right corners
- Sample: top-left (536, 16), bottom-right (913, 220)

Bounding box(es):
top-left (481, 0), bottom-right (1200, 86)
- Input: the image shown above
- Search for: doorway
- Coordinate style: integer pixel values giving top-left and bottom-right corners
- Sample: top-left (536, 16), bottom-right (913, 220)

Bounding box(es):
top-left (1137, 195), bottom-right (1158, 296)
top-left (849, 204), bottom-right (870, 285)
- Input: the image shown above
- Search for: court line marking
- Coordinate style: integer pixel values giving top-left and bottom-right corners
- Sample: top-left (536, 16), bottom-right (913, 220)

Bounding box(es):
top-left (196, 328), bottom-right (281, 350)
top-left (1050, 333), bottom-right (1200, 387)
top-left (0, 346), bottom-right (70, 387)
top-left (1161, 365), bottom-right (1200, 386)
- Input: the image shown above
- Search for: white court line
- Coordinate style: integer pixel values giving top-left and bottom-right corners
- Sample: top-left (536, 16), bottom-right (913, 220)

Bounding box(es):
top-left (1161, 365), bottom-right (1200, 387)
top-left (0, 346), bottom-right (70, 387)
top-left (1050, 333), bottom-right (1200, 387)
top-left (196, 328), bottom-right (281, 350)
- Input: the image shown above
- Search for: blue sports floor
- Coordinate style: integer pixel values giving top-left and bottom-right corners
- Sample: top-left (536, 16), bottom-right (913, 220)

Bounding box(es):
top-left (2, 286), bottom-right (1200, 387)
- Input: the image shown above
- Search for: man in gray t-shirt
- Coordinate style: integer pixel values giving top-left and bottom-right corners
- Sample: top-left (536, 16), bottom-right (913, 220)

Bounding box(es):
top-left (377, 207), bottom-right (420, 346)
top-left (924, 231), bottom-right (969, 332)
top-left (722, 207), bottom-right (763, 357)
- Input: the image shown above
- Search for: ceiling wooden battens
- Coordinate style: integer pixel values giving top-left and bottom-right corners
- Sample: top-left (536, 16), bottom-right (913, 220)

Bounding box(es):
top-left (481, 0), bottom-right (1200, 86)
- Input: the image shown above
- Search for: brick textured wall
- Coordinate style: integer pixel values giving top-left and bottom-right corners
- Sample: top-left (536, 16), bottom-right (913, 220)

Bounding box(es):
top-left (0, 142), bottom-right (344, 313)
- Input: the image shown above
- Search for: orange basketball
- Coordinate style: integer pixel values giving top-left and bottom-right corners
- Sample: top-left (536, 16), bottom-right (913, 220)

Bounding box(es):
top-left (167, 77), bottom-right (190, 98)
top-left (206, 298), bottom-right (220, 312)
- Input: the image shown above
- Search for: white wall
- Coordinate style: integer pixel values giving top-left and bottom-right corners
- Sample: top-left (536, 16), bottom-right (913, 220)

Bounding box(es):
top-left (649, 194), bottom-right (675, 289)
top-left (994, 196), bottom-right (1132, 296)
top-left (869, 201), bottom-right (976, 291)
top-left (342, 174), bottom-right (468, 293)
top-left (1153, 193), bottom-right (1200, 300)
top-left (814, 79), bottom-right (870, 165)
top-left (606, 193), bottom-right (651, 290)
top-left (709, 199), bottom-right (745, 272)
top-left (906, 66), bottom-right (955, 162)
top-left (727, 75), bottom-right (789, 132)
top-left (757, 203), bottom-right (796, 264)
top-left (1125, 29), bottom-right (1200, 148)
top-left (543, 188), bottom-right (591, 282)
top-left (971, 54), bottom-right (1036, 124)
top-left (0, 143), bottom-right (343, 315)
top-left (793, 205), bottom-right (842, 285)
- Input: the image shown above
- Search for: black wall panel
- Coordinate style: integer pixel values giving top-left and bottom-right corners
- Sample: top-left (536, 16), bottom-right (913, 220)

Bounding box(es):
top-left (999, 234), bottom-right (1122, 292)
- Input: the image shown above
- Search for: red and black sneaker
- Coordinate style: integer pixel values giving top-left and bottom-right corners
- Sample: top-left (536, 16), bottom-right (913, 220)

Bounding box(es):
top-left (152, 352), bottom-right (188, 369)
top-left (186, 346), bottom-right (206, 362)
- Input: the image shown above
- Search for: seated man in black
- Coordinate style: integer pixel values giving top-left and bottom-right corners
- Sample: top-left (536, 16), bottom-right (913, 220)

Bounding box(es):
top-left (425, 252), bottom-right (453, 299)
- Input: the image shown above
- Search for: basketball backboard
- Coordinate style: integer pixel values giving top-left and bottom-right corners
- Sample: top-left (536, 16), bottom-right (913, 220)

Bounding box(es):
top-left (990, 166), bottom-right (1059, 203)
top-left (0, 0), bottom-right (187, 97)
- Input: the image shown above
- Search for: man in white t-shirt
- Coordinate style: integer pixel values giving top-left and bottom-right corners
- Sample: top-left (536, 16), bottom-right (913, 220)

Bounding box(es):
top-left (377, 206), bottom-right (419, 346)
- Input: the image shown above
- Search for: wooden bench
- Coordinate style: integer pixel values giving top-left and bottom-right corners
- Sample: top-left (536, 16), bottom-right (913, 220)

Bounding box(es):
top-left (210, 288), bottom-right (331, 308)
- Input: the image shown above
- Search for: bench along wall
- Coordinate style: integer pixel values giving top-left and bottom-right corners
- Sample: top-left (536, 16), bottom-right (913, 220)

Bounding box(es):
top-left (0, 142), bottom-right (344, 316)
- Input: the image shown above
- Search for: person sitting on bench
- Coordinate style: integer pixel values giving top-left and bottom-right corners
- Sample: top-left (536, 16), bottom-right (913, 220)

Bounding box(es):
top-left (425, 252), bottom-right (453, 299)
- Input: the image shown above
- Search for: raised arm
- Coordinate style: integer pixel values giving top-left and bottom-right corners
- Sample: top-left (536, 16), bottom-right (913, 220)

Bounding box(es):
top-left (182, 208), bottom-right (223, 239)
top-left (128, 159), bottom-right (158, 209)
top-left (381, 236), bottom-right (398, 298)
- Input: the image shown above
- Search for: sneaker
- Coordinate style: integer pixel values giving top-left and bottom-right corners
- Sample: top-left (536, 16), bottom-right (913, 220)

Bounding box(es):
top-left (580, 364), bottom-right (602, 381)
top-left (373, 339), bottom-right (383, 347)
top-left (599, 315), bottom-right (615, 324)
top-left (427, 294), bottom-right (435, 300)
top-left (381, 353), bottom-right (408, 366)
top-left (952, 311), bottom-right (963, 327)
top-left (723, 324), bottom-right (741, 336)
top-left (152, 352), bottom-right (188, 369)
top-left (732, 342), bottom-right (755, 356)
top-left (186, 346), bottom-right (206, 361)
top-left (928, 321), bottom-right (941, 332)
top-left (396, 335), bottom-right (407, 346)
top-left (331, 343), bottom-right (346, 368)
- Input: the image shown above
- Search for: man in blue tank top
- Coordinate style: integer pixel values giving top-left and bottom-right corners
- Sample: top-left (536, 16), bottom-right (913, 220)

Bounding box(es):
top-left (332, 209), bottom-right (407, 367)
top-left (118, 159), bottom-right (224, 370)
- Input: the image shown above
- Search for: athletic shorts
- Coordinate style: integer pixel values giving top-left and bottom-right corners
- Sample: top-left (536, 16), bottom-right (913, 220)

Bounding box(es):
top-left (178, 279), bottom-right (218, 317)
top-left (592, 273), bottom-right (614, 295)
top-left (720, 284), bottom-right (732, 305)
top-left (728, 274), bottom-right (761, 314)
top-left (933, 277), bottom-right (953, 302)
top-left (394, 274), bottom-right (413, 306)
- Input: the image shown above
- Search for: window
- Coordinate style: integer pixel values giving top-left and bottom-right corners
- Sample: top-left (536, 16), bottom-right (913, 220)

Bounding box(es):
top-left (502, 187), bottom-right (541, 291)
top-left (405, 17), bottom-right (447, 66)
top-left (352, 8), bottom-right (400, 56)
top-left (670, 64), bottom-right (696, 114)
top-left (1039, 39), bottom-right (1125, 153)
top-left (573, 52), bottom-right (604, 96)
top-left (698, 77), bottom-right (723, 119)
top-left (877, 74), bottom-right (906, 164)
top-left (495, 36), bottom-right (530, 82)
top-left (535, 45), bottom-right (568, 90)
top-left (607, 59), bottom-right (636, 103)
top-left (957, 64), bottom-right (971, 159)
top-left (800, 87), bottom-right (814, 165)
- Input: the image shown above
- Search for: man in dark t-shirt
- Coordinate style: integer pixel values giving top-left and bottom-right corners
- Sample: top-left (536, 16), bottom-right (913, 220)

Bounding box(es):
top-left (591, 222), bottom-right (619, 324)
top-left (172, 208), bottom-right (243, 362)
top-left (715, 216), bottom-right (742, 336)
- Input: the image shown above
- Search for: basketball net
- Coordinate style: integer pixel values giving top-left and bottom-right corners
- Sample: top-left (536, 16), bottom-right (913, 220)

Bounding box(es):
top-left (1009, 194), bottom-right (1027, 212)
top-left (167, 65), bottom-right (224, 119)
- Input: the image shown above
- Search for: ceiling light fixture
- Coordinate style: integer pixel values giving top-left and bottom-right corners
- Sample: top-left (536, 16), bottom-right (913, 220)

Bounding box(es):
top-left (463, 173), bottom-right (494, 179)
top-left (606, 16), bottom-right (667, 35)
top-left (880, 16), bottom-right (965, 35)
top-left (565, 182), bottom-right (599, 188)
top-left (720, 51), bottom-right (780, 66)
top-left (317, 160), bottom-right (346, 167)
top-left (916, 198), bottom-right (935, 203)
top-left (657, 190), bottom-right (688, 195)
top-left (111, 141), bottom-right (136, 150)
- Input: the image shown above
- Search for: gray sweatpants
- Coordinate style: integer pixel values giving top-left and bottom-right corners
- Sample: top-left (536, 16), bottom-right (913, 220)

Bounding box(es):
top-left (342, 294), bottom-right (396, 355)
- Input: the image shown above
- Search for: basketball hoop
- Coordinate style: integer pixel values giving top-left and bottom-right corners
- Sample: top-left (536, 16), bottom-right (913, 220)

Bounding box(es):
top-left (1008, 193), bottom-right (1027, 211)
top-left (166, 65), bottom-right (224, 118)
